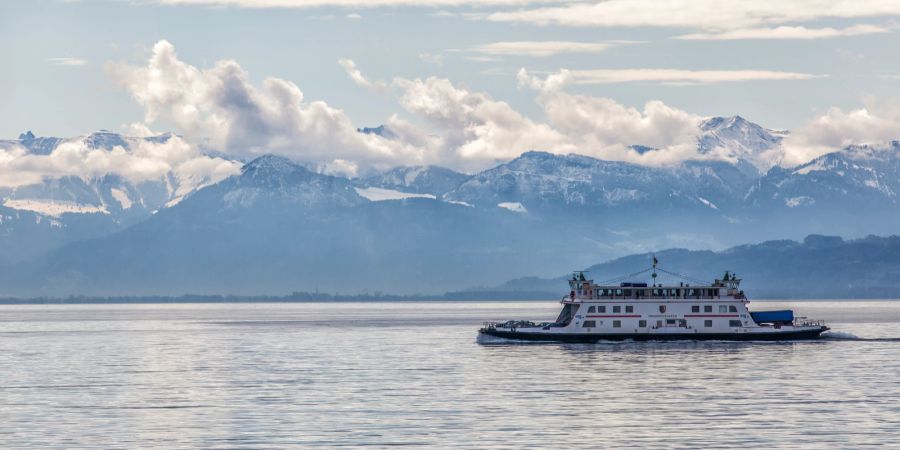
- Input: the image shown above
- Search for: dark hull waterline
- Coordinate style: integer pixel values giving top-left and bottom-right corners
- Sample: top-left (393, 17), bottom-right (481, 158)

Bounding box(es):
top-left (480, 326), bottom-right (830, 343)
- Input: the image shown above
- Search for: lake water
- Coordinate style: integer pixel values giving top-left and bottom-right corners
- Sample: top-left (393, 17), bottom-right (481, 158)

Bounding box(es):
top-left (1, 300), bottom-right (899, 448)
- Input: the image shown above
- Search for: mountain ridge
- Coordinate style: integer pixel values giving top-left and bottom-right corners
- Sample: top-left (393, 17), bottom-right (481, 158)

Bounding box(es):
top-left (1, 117), bottom-right (899, 296)
top-left (470, 234), bottom-right (900, 299)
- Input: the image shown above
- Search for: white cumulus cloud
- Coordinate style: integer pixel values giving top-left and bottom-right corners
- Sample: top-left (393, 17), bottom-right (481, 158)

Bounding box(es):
top-left (391, 75), bottom-right (572, 167)
top-left (338, 58), bottom-right (387, 90)
top-left (108, 40), bottom-right (422, 169)
top-left (101, 40), bottom-right (899, 177)
top-left (780, 104), bottom-right (900, 166)
top-left (517, 68), bottom-right (703, 165)
top-left (0, 134), bottom-right (241, 190)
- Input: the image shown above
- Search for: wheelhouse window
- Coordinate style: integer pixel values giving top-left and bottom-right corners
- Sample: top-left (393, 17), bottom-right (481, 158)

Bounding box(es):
top-left (598, 306), bottom-right (606, 313)
top-left (587, 306), bottom-right (596, 313)
top-left (612, 320), bottom-right (621, 328)
top-left (704, 320), bottom-right (713, 327)
top-left (729, 305), bottom-right (738, 313)
top-left (704, 305), bottom-right (713, 313)
top-left (639, 320), bottom-right (647, 327)
top-left (583, 320), bottom-right (596, 328)
top-left (729, 320), bottom-right (743, 327)
top-left (613, 306), bottom-right (621, 313)
top-left (691, 305), bottom-right (700, 313)
top-left (625, 305), bottom-right (634, 313)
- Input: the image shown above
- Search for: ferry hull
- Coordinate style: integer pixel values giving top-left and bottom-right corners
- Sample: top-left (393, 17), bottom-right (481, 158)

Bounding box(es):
top-left (479, 326), bottom-right (830, 343)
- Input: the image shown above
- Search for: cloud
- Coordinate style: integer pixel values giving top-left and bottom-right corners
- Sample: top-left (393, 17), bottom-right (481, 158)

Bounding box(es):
top-left (675, 24), bottom-right (893, 40)
top-left (484, 1), bottom-right (900, 30)
top-left (780, 104), bottom-right (900, 166)
top-left (107, 41), bottom-right (423, 169)
top-left (104, 40), bottom-right (896, 177)
top-left (324, 56), bottom-right (721, 169)
top-left (340, 65), bottom-right (708, 168)
top-left (517, 68), bottom-right (703, 165)
top-left (0, 134), bottom-right (240, 190)
top-left (345, 12), bottom-right (362, 18)
top-left (526, 68), bottom-right (825, 86)
top-left (150, 0), bottom-right (560, 7)
top-left (464, 55), bottom-right (502, 63)
top-left (338, 58), bottom-right (387, 90)
top-left (463, 40), bottom-right (627, 57)
top-left (418, 52), bottom-right (445, 66)
top-left (391, 75), bottom-right (572, 167)
top-left (47, 57), bottom-right (87, 66)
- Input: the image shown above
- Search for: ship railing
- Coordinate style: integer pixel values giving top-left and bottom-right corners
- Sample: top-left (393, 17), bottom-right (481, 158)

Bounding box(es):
top-left (569, 295), bottom-right (736, 301)
top-left (482, 320), bottom-right (543, 330)
top-left (794, 318), bottom-right (826, 327)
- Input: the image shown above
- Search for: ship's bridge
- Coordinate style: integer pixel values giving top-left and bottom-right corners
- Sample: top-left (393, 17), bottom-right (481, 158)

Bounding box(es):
top-left (566, 265), bottom-right (745, 302)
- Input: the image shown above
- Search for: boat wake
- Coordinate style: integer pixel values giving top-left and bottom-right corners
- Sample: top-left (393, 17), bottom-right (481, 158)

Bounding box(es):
top-left (821, 331), bottom-right (861, 340)
top-left (821, 331), bottom-right (900, 342)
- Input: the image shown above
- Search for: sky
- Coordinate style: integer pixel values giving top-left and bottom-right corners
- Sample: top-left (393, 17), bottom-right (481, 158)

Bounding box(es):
top-left (4, 0), bottom-right (900, 174)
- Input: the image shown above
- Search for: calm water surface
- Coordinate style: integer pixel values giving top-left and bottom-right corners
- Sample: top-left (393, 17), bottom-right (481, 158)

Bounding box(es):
top-left (1, 300), bottom-right (900, 448)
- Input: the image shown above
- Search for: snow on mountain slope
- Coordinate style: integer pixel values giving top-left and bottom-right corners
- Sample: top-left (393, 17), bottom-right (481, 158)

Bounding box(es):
top-left (4, 114), bottom-right (900, 280)
top-left (357, 165), bottom-right (470, 197)
top-left (355, 187), bottom-right (437, 201)
top-left (218, 154), bottom-right (365, 209)
top-left (2, 199), bottom-right (109, 217)
top-left (698, 115), bottom-right (786, 174)
top-left (497, 202), bottom-right (527, 213)
top-left (444, 150), bottom-right (755, 213)
top-left (0, 130), bottom-right (240, 262)
top-left (749, 141), bottom-right (900, 207)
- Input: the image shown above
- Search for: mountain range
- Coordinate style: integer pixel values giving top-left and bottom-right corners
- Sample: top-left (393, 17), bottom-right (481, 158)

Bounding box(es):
top-left (1, 115), bottom-right (898, 297)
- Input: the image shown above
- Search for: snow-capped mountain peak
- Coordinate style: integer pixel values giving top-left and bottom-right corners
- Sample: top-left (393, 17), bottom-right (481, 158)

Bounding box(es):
top-left (242, 154), bottom-right (302, 175)
top-left (698, 115), bottom-right (785, 174)
top-left (81, 130), bottom-right (130, 149)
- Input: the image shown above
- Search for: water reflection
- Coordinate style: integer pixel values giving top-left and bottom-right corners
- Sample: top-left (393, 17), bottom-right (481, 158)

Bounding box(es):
top-left (0, 301), bottom-right (898, 448)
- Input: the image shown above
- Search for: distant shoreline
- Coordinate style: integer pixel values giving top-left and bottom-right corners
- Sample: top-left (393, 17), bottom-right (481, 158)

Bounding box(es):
top-left (0, 295), bottom-right (897, 305)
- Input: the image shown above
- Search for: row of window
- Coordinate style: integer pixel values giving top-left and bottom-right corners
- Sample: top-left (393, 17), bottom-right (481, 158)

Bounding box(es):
top-left (586, 305), bottom-right (634, 314)
top-left (586, 304), bottom-right (740, 314)
top-left (691, 305), bottom-right (739, 313)
top-left (583, 320), bottom-right (629, 328)
top-left (582, 319), bottom-right (744, 328)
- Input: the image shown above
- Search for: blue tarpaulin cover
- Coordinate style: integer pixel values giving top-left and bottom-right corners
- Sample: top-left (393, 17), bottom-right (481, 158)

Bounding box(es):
top-left (750, 310), bottom-right (794, 323)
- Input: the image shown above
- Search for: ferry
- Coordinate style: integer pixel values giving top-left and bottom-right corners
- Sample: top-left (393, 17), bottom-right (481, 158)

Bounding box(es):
top-left (479, 259), bottom-right (829, 342)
